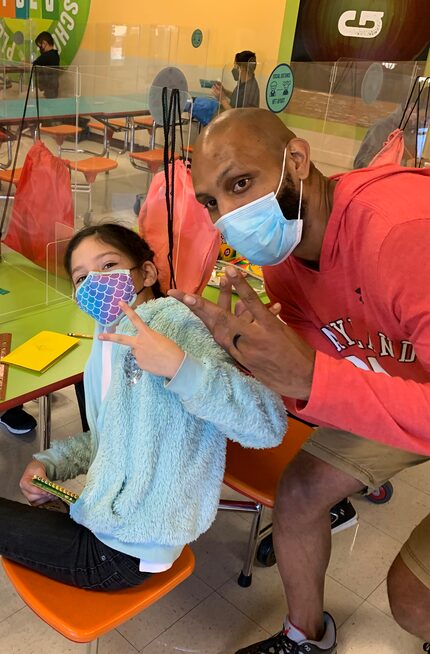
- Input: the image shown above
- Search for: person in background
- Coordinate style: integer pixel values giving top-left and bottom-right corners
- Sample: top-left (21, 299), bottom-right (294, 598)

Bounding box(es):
top-left (212, 50), bottom-right (260, 110)
top-left (33, 31), bottom-right (60, 99)
top-left (0, 406), bottom-right (36, 436)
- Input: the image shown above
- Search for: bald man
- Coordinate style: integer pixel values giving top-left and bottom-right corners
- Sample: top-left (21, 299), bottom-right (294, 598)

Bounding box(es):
top-left (170, 109), bottom-right (430, 653)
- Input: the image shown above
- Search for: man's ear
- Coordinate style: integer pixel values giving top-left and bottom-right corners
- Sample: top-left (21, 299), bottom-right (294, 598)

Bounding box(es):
top-left (286, 138), bottom-right (311, 181)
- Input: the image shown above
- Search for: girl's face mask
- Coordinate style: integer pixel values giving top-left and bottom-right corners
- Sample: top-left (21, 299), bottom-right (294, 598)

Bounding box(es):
top-left (75, 269), bottom-right (138, 327)
top-left (214, 149), bottom-right (303, 266)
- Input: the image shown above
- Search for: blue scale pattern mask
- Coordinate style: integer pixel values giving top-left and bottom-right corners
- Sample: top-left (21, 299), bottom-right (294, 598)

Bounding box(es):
top-left (75, 269), bottom-right (137, 327)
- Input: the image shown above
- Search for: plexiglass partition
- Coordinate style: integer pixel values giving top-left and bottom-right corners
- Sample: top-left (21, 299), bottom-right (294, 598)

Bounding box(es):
top-left (0, 63), bottom-right (80, 320)
top-left (0, 224), bottom-right (76, 324)
top-left (280, 59), bottom-right (427, 174)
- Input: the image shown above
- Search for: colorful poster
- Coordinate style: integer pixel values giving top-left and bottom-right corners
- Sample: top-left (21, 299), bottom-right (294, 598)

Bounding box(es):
top-left (0, 0), bottom-right (91, 65)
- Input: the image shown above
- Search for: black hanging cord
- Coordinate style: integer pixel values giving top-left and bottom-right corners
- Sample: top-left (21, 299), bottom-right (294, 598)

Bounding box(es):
top-left (398, 76), bottom-right (430, 167)
top-left (0, 63), bottom-right (40, 246)
top-left (161, 86), bottom-right (185, 289)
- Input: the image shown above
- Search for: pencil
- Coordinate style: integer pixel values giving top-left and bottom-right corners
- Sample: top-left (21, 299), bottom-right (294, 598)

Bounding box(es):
top-left (67, 332), bottom-right (93, 339)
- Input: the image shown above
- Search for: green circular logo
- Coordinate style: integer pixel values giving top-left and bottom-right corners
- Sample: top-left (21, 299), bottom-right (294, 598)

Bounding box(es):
top-left (1, 0), bottom-right (91, 65)
top-left (191, 28), bottom-right (203, 49)
top-left (265, 63), bottom-right (294, 113)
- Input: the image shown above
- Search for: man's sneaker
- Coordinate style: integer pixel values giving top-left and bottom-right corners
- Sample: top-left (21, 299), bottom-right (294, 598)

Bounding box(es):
top-left (235, 612), bottom-right (337, 653)
top-left (330, 498), bottom-right (358, 535)
top-left (0, 407), bottom-right (37, 435)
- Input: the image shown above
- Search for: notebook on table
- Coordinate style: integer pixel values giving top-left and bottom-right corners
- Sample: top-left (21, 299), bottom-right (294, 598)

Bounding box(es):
top-left (0, 331), bottom-right (79, 373)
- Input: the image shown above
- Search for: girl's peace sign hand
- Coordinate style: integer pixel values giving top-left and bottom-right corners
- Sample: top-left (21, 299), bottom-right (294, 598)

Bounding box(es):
top-left (98, 301), bottom-right (185, 380)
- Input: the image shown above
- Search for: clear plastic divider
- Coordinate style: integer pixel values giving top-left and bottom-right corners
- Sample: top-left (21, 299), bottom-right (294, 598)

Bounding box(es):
top-left (280, 59), bottom-right (426, 174)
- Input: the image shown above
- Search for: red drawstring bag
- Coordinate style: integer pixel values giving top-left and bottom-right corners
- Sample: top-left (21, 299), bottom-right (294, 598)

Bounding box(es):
top-left (369, 128), bottom-right (405, 167)
top-left (138, 159), bottom-right (220, 295)
top-left (3, 140), bottom-right (74, 269)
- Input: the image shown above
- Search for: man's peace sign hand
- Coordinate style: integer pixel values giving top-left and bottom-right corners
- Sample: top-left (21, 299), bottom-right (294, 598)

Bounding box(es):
top-left (169, 267), bottom-right (315, 399)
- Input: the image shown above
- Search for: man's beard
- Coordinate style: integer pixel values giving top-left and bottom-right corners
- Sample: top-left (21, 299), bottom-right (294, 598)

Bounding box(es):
top-left (277, 173), bottom-right (304, 220)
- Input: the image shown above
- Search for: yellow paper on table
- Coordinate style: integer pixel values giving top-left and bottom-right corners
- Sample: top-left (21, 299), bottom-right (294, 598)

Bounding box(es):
top-left (1, 331), bottom-right (79, 373)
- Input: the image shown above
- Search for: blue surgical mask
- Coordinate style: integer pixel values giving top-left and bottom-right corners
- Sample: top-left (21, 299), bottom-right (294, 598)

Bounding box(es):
top-left (75, 269), bottom-right (137, 327)
top-left (214, 149), bottom-right (303, 266)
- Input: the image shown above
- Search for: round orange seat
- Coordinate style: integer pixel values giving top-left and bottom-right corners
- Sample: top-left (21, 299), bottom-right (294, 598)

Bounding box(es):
top-left (87, 120), bottom-right (105, 131)
top-left (69, 156), bottom-right (118, 183)
top-left (129, 148), bottom-right (179, 174)
top-left (181, 145), bottom-right (193, 158)
top-left (2, 546), bottom-right (194, 644)
top-left (0, 167), bottom-right (22, 185)
top-left (134, 116), bottom-right (155, 128)
top-left (224, 417), bottom-right (312, 507)
top-left (88, 119), bottom-right (127, 130)
top-left (0, 130), bottom-right (16, 143)
top-left (40, 124), bottom-right (83, 146)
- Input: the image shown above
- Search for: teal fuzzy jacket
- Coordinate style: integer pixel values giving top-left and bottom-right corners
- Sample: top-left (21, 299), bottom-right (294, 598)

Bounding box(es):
top-left (36, 298), bottom-right (287, 548)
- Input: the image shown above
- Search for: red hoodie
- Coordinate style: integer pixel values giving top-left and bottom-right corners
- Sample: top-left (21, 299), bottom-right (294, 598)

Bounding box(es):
top-left (263, 164), bottom-right (430, 455)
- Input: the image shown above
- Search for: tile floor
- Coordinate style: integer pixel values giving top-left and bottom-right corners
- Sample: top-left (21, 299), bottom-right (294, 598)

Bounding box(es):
top-left (1, 132), bottom-right (428, 653)
top-left (0, 386), bottom-right (428, 653)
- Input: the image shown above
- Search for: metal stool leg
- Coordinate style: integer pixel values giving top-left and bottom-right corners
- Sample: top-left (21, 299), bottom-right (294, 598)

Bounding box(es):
top-left (218, 499), bottom-right (264, 587)
top-left (86, 638), bottom-right (99, 653)
top-left (238, 503), bottom-right (263, 587)
top-left (38, 394), bottom-right (52, 451)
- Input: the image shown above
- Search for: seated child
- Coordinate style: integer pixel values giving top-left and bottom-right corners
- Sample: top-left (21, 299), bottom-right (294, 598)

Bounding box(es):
top-left (1, 223), bottom-right (286, 590)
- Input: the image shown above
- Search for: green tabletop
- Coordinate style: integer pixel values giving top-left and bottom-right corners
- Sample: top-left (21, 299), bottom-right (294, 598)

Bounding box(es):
top-left (0, 92), bottom-right (150, 123)
top-left (0, 248), bottom-right (94, 409)
top-left (0, 300), bottom-right (94, 410)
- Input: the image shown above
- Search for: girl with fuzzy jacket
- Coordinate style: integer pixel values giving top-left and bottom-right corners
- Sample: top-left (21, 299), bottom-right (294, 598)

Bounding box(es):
top-left (2, 223), bottom-right (287, 590)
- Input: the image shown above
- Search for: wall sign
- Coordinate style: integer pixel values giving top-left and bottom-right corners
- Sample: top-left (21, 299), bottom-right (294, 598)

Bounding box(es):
top-left (191, 28), bottom-right (203, 48)
top-left (0, 0), bottom-right (91, 65)
top-left (265, 63), bottom-right (294, 113)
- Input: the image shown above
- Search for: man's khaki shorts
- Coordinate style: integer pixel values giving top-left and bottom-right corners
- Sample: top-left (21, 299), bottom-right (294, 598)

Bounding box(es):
top-left (303, 427), bottom-right (430, 589)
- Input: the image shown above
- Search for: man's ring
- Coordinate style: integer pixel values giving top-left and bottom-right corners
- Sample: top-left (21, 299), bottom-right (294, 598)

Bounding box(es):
top-left (232, 333), bottom-right (242, 349)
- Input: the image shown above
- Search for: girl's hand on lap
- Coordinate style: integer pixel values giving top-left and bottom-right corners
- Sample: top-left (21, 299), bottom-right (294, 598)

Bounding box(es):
top-left (99, 301), bottom-right (185, 380)
top-left (20, 460), bottom-right (52, 505)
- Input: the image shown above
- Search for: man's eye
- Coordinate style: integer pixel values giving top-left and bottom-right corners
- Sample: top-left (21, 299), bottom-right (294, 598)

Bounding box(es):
top-left (205, 198), bottom-right (218, 211)
top-left (233, 178), bottom-right (250, 193)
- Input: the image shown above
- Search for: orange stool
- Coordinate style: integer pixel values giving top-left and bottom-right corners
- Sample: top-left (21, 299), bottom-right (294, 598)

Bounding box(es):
top-left (133, 116), bottom-right (154, 128)
top-left (219, 416), bottom-right (312, 586)
top-left (0, 167), bottom-right (22, 186)
top-left (2, 546), bottom-right (194, 651)
top-left (40, 124), bottom-right (83, 156)
top-left (88, 118), bottom-right (127, 130)
top-left (87, 118), bottom-right (132, 155)
top-left (129, 149), bottom-right (180, 215)
top-left (129, 148), bottom-right (179, 175)
top-left (132, 116), bottom-right (159, 149)
top-left (68, 156), bottom-right (118, 225)
top-left (69, 156), bottom-right (118, 183)
top-left (181, 144), bottom-right (193, 162)
top-left (0, 127), bottom-right (16, 168)
top-left (0, 166), bottom-right (22, 201)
